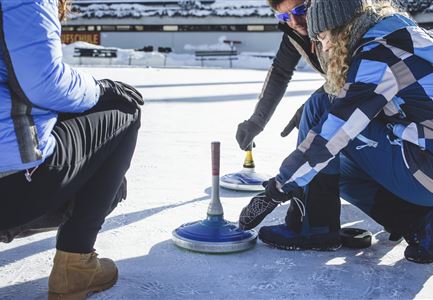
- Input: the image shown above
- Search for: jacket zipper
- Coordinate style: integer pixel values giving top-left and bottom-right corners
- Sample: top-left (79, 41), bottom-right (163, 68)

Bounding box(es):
top-left (355, 134), bottom-right (378, 150)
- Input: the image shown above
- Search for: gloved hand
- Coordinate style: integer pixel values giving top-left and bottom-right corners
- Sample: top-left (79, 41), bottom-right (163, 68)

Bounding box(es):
top-left (236, 120), bottom-right (263, 151)
top-left (281, 103), bottom-right (304, 137)
top-left (239, 177), bottom-right (292, 230)
top-left (98, 79), bottom-right (144, 109)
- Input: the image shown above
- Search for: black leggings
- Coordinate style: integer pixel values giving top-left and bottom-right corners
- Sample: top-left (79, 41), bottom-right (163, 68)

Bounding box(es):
top-left (0, 98), bottom-right (140, 253)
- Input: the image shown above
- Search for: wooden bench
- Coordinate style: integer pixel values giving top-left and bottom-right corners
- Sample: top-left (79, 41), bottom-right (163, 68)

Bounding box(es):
top-left (74, 47), bottom-right (118, 65)
top-left (74, 47), bottom-right (118, 58)
top-left (136, 45), bottom-right (154, 52)
top-left (195, 50), bottom-right (238, 68)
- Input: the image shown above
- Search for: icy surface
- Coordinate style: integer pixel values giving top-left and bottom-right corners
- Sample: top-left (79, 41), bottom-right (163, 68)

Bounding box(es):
top-left (1, 68), bottom-right (433, 299)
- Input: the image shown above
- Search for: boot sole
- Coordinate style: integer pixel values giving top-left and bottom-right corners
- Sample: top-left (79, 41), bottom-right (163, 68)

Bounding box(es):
top-left (48, 269), bottom-right (118, 300)
top-left (260, 236), bottom-right (342, 251)
top-left (404, 245), bottom-right (433, 264)
top-left (405, 256), bottom-right (433, 264)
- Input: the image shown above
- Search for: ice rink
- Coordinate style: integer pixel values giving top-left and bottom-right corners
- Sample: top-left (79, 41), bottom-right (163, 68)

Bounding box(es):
top-left (1, 67), bottom-right (433, 299)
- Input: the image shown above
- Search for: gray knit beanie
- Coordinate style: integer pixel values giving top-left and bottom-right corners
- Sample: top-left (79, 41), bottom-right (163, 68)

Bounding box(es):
top-left (307, 0), bottom-right (365, 38)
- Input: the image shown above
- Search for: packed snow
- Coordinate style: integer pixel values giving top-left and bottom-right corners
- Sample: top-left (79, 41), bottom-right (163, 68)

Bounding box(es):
top-left (1, 67), bottom-right (433, 299)
top-left (68, 0), bottom-right (429, 19)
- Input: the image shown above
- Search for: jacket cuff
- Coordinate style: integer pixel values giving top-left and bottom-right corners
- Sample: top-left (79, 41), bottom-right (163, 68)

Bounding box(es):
top-left (248, 115), bottom-right (266, 130)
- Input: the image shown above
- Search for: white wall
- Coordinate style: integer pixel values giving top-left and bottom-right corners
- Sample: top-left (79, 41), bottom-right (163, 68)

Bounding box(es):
top-left (100, 31), bottom-right (283, 53)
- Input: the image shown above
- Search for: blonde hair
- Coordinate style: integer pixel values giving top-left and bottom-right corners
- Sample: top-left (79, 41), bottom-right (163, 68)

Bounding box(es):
top-left (325, 0), bottom-right (399, 95)
top-left (325, 25), bottom-right (352, 95)
top-left (58, 0), bottom-right (70, 21)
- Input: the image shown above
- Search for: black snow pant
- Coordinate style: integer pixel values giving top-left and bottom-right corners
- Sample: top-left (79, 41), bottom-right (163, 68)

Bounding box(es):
top-left (0, 98), bottom-right (141, 253)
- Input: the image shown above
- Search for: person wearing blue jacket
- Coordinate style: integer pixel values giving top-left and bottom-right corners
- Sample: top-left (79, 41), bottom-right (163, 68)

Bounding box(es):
top-left (239, 0), bottom-right (433, 264)
top-left (0, 0), bottom-right (143, 298)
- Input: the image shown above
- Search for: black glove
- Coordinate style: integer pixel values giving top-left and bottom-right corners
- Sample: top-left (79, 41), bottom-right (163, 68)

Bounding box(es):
top-left (98, 79), bottom-right (144, 109)
top-left (281, 103), bottom-right (304, 137)
top-left (239, 178), bottom-right (292, 230)
top-left (236, 120), bottom-right (263, 151)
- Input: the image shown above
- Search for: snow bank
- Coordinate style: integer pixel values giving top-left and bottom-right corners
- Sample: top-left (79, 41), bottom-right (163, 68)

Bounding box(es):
top-left (62, 41), bottom-right (312, 71)
top-left (69, 0), bottom-right (273, 19)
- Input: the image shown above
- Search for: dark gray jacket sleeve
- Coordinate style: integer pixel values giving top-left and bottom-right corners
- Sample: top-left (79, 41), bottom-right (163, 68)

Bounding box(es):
top-left (249, 33), bottom-right (301, 128)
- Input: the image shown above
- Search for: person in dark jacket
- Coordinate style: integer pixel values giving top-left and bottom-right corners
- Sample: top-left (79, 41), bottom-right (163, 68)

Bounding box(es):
top-left (236, 0), bottom-right (325, 151)
top-left (0, 0), bottom-right (143, 298)
top-left (239, 0), bottom-right (433, 264)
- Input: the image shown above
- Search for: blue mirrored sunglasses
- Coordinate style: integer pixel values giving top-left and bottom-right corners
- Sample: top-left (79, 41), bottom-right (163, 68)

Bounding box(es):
top-left (274, 3), bottom-right (308, 22)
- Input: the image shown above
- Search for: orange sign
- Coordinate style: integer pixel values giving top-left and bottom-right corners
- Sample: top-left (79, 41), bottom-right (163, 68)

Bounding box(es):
top-left (61, 32), bottom-right (100, 45)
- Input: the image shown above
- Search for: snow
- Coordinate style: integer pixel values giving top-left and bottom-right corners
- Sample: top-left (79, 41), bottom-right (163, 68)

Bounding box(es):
top-left (68, 0), bottom-right (427, 19)
top-left (398, 0), bottom-right (433, 12)
top-left (62, 41), bottom-right (272, 69)
top-left (69, 0), bottom-right (274, 19)
top-left (1, 67), bottom-right (433, 299)
top-left (184, 36), bottom-right (233, 51)
top-left (62, 41), bottom-right (313, 71)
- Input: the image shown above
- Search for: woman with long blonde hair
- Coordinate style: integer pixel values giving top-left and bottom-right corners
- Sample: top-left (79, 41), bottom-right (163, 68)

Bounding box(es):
top-left (239, 0), bottom-right (433, 264)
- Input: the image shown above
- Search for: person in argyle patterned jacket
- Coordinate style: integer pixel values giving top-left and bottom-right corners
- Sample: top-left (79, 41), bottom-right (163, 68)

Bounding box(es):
top-left (239, 0), bottom-right (433, 263)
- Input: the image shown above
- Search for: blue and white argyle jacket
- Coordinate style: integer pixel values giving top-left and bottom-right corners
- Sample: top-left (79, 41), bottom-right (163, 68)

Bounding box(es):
top-left (276, 14), bottom-right (433, 194)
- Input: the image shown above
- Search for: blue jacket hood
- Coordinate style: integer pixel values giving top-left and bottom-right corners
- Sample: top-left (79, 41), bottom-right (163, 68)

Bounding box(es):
top-left (357, 14), bottom-right (433, 65)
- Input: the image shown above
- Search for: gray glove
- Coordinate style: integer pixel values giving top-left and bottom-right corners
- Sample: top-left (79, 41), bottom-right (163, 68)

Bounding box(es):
top-left (236, 120), bottom-right (263, 151)
top-left (239, 178), bottom-right (292, 230)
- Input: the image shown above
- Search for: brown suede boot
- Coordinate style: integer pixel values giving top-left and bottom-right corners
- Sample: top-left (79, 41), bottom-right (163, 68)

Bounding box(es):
top-left (48, 250), bottom-right (118, 300)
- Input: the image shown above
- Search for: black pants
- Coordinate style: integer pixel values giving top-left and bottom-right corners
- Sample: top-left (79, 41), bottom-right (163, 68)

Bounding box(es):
top-left (0, 98), bottom-right (140, 253)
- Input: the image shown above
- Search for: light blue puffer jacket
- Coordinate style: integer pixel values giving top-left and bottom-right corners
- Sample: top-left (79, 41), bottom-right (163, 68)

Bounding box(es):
top-left (0, 0), bottom-right (99, 173)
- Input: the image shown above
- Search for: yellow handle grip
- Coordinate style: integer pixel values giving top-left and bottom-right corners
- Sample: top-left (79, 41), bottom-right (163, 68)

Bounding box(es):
top-left (243, 150), bottom-right (255, 168)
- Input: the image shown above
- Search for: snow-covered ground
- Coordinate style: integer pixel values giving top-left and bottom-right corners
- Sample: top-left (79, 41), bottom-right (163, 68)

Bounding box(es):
top-left (63, 41), bottom-right (313, 71)
top-left (62, 41), bottom-right (284, 70)
top-left (1, 67), bottom-right (433, 299)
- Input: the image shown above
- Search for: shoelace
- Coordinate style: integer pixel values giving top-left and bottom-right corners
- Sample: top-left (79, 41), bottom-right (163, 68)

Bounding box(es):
top-left (291, 196), bottom-right (306, 222)
top-left (269, 194), bottom-right (306, 222)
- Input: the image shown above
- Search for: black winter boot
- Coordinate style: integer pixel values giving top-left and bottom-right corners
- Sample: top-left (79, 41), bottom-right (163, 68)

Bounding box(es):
top-left (369, 186), bottom-right (433, 263)
top-left (370, 186), bottom-right (431, 242)
top-left (259, 173), bottom-right (342, 251)
top-left (404, 210), bottom-right (433, 264)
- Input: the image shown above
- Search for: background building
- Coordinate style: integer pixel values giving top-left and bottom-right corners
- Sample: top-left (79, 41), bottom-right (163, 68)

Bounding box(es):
top-left (63, 0), bottom-right (433, 54)
top-left (63, 0), bottom-right (287, 54)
